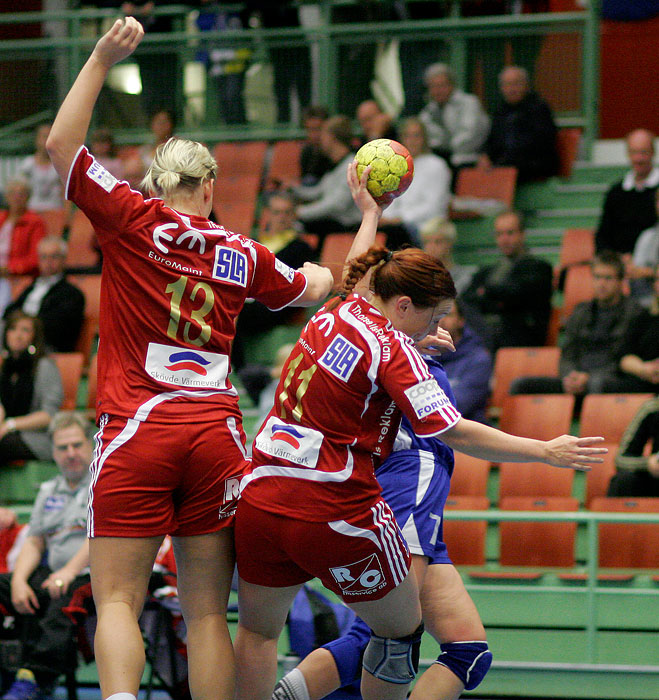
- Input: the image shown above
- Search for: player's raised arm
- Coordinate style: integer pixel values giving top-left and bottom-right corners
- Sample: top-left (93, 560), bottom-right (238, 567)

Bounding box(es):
top-left (47, 17), bottom-right (144, 181)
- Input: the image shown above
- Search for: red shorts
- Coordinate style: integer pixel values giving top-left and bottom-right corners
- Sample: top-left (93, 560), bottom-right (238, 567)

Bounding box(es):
top-left (88, 412), bottom-right (248, 538)
top-left (235, 498), bottom-right (411, 602)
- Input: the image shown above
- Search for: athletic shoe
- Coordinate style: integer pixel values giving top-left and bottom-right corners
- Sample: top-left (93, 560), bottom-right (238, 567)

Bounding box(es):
top-left (1, 669), bottom-right (40, 700)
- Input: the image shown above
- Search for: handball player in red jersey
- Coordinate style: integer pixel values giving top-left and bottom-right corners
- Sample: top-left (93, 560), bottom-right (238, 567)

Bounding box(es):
top-left (45, 17), bottom-right (333, 700)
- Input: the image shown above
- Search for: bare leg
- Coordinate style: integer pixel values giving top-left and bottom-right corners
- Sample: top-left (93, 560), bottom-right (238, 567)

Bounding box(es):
top-left (410, 563), bottom-right (486, 700)
top-left (90, 536), bottom-right (163, 698)
top-left (349, 569), bottom-right (422, 700)
top-left (235, 578), bottom-right (301, 700)
top-left (173, 529), bottom-right (236, 700)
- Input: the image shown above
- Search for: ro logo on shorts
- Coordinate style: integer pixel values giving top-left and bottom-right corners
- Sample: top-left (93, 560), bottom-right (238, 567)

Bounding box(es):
top-left (329, 553), bottom-right (384, 595)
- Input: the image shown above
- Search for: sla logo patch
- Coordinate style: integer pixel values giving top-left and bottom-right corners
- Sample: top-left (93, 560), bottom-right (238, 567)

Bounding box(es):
top-left (213, 246), bottom-right (248, 287)
top-left (404, 378), bottom-right (451, 419)
top-left (319, 334), bottom-right (363, 382)
top-left (86, 160), bottom-right (117, 193)
top-left (145, 342), bottom-right (229, 389)
top-left (329, 553), bottom-right (385, 595)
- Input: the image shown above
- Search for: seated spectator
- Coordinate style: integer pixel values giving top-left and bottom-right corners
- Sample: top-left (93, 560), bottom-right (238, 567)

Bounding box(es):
top-left (355, 99), bottom-right (398, 145)
top-left (437, 299), bottom-right (492, 423)
top-left (511, 251), bottom-right (643, 397)
top-left (461, 210), bottom-right (553, 350)
top-left (231, 192), bottom-right (314, 370)
top-left (299, 105), bottom-right (333, 187)
top-left (479, 65), bottom-right (558, 183)
top-left (292, 115), bottom-right (361, 244)
top-left (0, 411), bottom-right (92, 700)
top-left (89, 127), bottom-right (125, 180)
top-left (3, 236), bottom-right (85, 353)
top-left (0, 312), bottom-right (63, 467)
top-left (418, 63), bottom-right (490, 169)
top-left (611, 265), bottom-right (659, 393)
top-left (596, 129), bottom-right (658, 255)
top-left (0, 179), bottom-right (47, 277)
top-left (419, 216), bottom-right (473, 294)
top-left (626, 187), bottom-right (659, 304)
top-left (608, 396), bottom-right (659, 498)
top-left (379, 118), bottom-right (451, 249)
top-left (18, 123), bottom-right (64, 213)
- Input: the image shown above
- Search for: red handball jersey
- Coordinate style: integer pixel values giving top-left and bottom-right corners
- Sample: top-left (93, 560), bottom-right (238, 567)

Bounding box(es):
top-left (241, 294), bottom-right (461, 521)
top-left (66, 147), bottom-right (307, 423)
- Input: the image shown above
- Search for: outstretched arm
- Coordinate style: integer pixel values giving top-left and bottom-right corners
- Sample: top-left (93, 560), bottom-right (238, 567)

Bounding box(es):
top-left (443, 418), bottom-right (606, 471)
top-left (47, 17), bottom-right (144, 182)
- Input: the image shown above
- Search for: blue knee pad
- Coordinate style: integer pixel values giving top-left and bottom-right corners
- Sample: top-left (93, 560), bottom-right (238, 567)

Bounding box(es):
top-left (323, 617), bottom-right (371, 686)
top-left (436, 641), bottom-right (492, 690)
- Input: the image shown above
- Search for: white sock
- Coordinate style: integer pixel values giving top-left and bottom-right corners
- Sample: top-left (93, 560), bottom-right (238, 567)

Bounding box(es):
top-left (272, 668), bottom-right (311, 700)
top-left (105, 693), bottom-right (137, 700)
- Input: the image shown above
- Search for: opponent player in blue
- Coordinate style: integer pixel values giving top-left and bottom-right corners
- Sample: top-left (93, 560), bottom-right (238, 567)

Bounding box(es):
top-left (273, 349), bottom-right (605, 700)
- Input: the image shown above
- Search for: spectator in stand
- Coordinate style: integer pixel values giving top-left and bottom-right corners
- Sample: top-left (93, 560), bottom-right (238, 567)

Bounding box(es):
top-left (609, 265), bottom-right (659, 393)
top-left (460, 210), bottom-right (553, 351)
top-left (0, 412), bottom-right (92, 700)
top-left (0, 179), bottom-right (47, 277)
top-left (511, 251), bottom-right (644, 397)
top-left (626, 184), bottom-right (659, 305)
top-left (3, 236), bottom-right (85, 354)
top-left (379, 117), bottom-right (452, 250)
top-left (232, 191), bottom-right (314, 370)
top-left (0, 312), bottom-right (63, 468)
top-left (299, 106), bottom-right (333, 187)
top-left (293, 115), bottom-right (361, 245)
top-left (18, 124), bottom-right (65, 213)
top-left (89, 127), bottom-right (126, 181)
top-left (608, 396), bottom-right (659, 498)
top-left (596, 129), bottom-right (658, 255)
top-left (437, 299), bottom-right (492, 424)
top-left (418, 63), bottom-right (489, 171)
top-left (479, 65), bottom-right (558, 184)
top-left (355, 100), bottom-right (398, 145)
top-left (419, 217), bottom-right (473, 295)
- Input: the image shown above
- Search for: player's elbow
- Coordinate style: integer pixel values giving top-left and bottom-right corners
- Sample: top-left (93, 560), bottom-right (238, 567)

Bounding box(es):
top-left (298, 266), bottom-right (333, 306)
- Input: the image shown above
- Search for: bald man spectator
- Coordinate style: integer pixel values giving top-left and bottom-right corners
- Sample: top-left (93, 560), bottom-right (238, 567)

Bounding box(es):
top-left (461, 210), bottom-right (553, 350)
top-left (418, 63), bottom-right (490, 169)
top-left (596, 129), bottom-right (659, 255)
top-left (480, 66), bottom-right (558, 183)
top-left (356, 100), bottom-right (398, 144)
top-left (3, 236), bottom-right (84, 353)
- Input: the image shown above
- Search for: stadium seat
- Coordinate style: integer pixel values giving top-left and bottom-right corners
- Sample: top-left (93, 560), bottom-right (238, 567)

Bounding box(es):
top-left (579, 393), bottom-right (654, 444)
top-left (589, 497), bottom-right (659, 569)
top-left (69, 274), bottom-right (101, 363)
top-left (561, 263), bottom-right (593, 320)
top-left (451, 166), bottom-right (517, 219)
top-left (442, 496), bottom-right (489, 566)
top-left (51, 352), bottom-right (85, 410)
top-left (498, 460), bottom-right (575, 500)
top-left (9, 274), bottom-right (32, 300)
top-left (320, 232), bottom-right (386, 289)
top-left (558, 228), bottom-right (595, 272)
top-left (213, 141), bottom-right (268, 180)
top-left (555, 127), bottom-right (582, 179)
top-left (213, 173), bottom-right (260, 236)
top-left (499, 497), bottom-right (579, 567)
top-left (267, 139), bottom-right (303, 188)
top-left (545, 306), bottom-right (561, 346)
top-left (39, 208), bottom-right (67, 238)
top-left (489, 346), bottom-right (561, 416)
top-left (499, 394), bottom-right (575, 441)
top-left (584, 444), bottom-right (618, 506)
top-left (449, 453), bottom-right (491, 497)
top-left (65, 210), bottom-right (100, 271)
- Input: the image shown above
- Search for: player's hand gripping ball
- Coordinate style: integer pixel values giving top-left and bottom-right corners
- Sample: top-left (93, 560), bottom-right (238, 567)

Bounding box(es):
top-left (355, 138), bottom-right (414, 206)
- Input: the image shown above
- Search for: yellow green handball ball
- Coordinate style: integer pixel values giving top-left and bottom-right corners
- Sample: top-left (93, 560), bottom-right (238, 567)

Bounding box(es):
top-left (355, 138), bottom-right (414, 205)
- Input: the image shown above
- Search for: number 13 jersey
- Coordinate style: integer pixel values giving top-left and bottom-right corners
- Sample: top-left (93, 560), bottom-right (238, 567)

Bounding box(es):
top-left (66, 147), bottom-right (307, 423)
top-left (241, 294), bottom-right (461, 521)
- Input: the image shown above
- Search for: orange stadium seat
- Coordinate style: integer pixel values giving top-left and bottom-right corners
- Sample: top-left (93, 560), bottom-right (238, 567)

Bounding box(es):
top-left (454, 166), bottom-right (518, 207)
top-left (51, 352), bottom-right (85, 410)
top-left (584, 444), bottom-right (618, 506)
top-left (39, 208), bottom-right (67, 238)
top-left (579, 393), bottom-right (654, 444)
top-left (267, 140), bottom-right (303, 187)
top-left (449, 453), bottom-right (491, 497)
top-left (69, 274), bottom-right (101, 362)
top-left (561, 263), bottom-right (593, 320)
top-left (65, 210), bottom-right (100, 271)
top-left (499, 394), bottom-right (575, 441)
top-left (556, 128), bottom-right (582, 179)
top-left (489, 346), bottom-right (561, 416)
top-left (320, 232), bottom-right (386, 289)
top-left (498, 460), bottom-right (575, 500)
top-left (213, 141), bottom-right (267, 180)
top-left (442, 496), bottom-right (489, 566)
top-left (558, 228), bottom-right (595, 272)
top-left (9, 275), bottom-right (32, 300)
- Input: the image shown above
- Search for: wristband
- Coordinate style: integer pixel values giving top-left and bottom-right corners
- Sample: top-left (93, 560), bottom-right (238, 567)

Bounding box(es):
top-left (5, 418), bottom-right (16, 432)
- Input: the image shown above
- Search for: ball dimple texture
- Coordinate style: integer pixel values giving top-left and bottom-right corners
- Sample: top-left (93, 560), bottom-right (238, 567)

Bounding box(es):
top-left (355, 138), bottom-right (414, 205)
